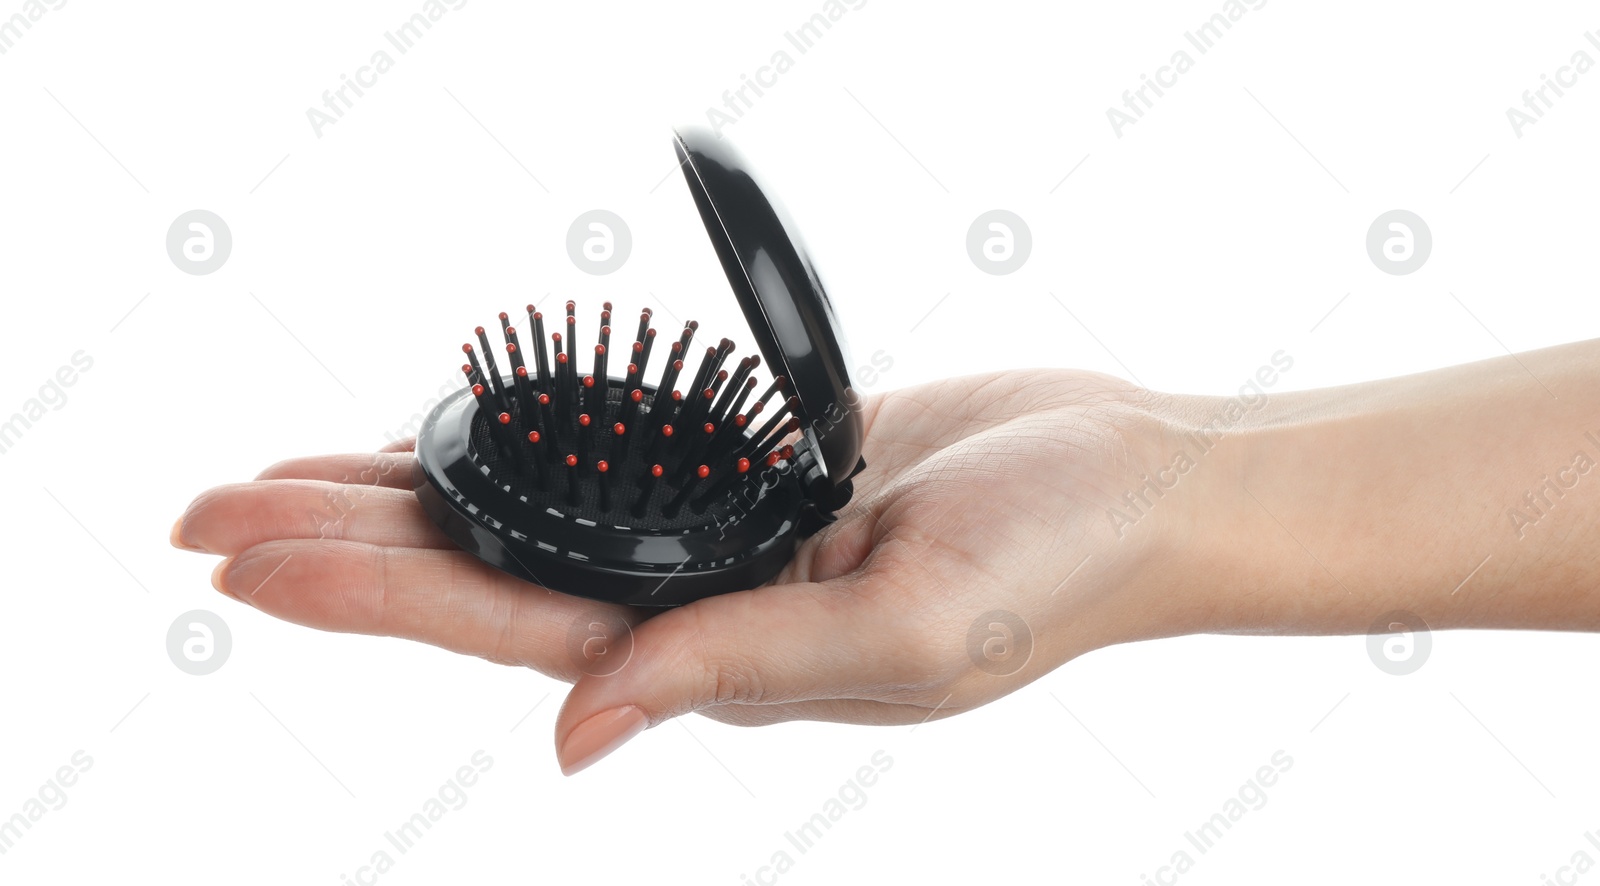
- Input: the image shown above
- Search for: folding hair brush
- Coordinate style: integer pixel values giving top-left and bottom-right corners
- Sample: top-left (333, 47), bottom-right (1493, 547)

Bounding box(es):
top-left (413, 129), bottom-right (866, 607)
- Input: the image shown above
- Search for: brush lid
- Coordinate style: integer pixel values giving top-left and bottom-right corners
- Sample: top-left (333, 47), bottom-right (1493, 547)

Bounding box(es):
top-left (673, 127), bottom-right (864, 511)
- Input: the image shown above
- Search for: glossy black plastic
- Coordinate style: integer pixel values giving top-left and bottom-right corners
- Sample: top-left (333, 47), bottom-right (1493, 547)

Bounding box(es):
top-left (673, 127), bottom-right (866, 510)
top-left (413, 379), bottom-right (810, 607)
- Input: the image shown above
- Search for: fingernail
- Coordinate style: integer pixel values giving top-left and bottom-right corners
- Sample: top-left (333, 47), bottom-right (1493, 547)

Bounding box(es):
top-left (170, 518), bottom-right (207, 553)
top-left (211, 559), bottom-right (242, 602)
top-left (557, 705), bottom-right (649, 776)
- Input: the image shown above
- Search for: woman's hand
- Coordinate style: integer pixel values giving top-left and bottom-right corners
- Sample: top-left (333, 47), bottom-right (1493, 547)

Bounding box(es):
top-left (173, 369), bottom-right (1203, 774)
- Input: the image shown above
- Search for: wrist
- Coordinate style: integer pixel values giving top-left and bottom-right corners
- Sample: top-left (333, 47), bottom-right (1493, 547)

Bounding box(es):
top-left (1157, 343), bottom-right (1600, 638)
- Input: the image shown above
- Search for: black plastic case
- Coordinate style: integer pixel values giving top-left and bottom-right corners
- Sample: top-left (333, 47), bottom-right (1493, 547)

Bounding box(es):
top-left (412, 128), bottom-right (866, 607)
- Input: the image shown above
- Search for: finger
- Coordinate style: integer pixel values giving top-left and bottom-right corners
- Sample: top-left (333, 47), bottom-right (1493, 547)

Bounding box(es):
top-left (552, 580), bottom-right (920, 775)
top-left (214, 538), bottom-right (641, 681)
top-left (699, 697), bottom-right (952, 728)
top-left (177, 480), bottom-right (454, 555)
top-left (793, 504), bottom-right (882, 584)
top-left (381, 437), bottom-right (417, 453)
top-left (255, 452), bottom-right (416, 488)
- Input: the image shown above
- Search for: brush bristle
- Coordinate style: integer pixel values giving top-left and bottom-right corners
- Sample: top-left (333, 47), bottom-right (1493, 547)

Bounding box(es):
top-left (455, 303), bottom-right (794, 527)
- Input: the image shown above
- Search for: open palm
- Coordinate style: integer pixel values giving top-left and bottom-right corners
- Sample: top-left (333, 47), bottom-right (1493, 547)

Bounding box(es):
top-left (175, 369), bottom-right (1181, 773)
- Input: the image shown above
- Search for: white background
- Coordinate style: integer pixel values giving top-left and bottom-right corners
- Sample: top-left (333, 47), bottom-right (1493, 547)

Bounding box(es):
top-left (2, 1), bottom-right (1599, 883)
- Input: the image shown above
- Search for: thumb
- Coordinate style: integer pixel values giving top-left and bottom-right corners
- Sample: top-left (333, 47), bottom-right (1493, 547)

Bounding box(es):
top-left (552, 580), bottom-right (891, 775)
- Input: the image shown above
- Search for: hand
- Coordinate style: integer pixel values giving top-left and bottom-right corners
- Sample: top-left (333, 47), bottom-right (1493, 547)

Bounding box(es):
top-left (173, 370), bottom-right (1201, 774)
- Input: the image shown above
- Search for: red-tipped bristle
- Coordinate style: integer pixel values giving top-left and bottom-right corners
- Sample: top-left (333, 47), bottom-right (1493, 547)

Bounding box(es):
top-left (664, 462), bottom-right (709, 517)
top-left (708, 359), bottom-right (755, 428)
top-left (475, 326), bottom-right (485, 336)
top-left (749, 396), bottom-right (799, 446)
top-left (457, 305), bottom-right (795, 520)
top-left (745, 415), bottom-right (800, 468)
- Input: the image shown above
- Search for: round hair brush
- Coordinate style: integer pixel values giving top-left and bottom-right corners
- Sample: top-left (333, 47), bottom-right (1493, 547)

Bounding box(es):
top-left (413, 129), bottom-right (866, 607)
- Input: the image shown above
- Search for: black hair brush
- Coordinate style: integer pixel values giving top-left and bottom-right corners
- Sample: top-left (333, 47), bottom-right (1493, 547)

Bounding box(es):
top-left (413, 129), bottom-right (866, 607)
